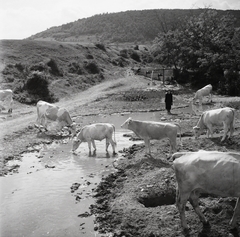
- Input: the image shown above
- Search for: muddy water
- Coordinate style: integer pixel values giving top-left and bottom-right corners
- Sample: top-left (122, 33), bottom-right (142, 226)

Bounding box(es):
top-left (2, 111), bottom-right (173, 237)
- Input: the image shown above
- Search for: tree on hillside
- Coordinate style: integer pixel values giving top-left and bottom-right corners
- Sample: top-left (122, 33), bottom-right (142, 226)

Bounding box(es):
top-left (153, 9), bottom-right (240, 93)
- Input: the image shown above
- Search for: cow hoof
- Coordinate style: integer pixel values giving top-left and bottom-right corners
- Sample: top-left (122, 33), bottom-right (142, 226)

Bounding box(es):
top-left (113, 152), bottom-right (117, 156)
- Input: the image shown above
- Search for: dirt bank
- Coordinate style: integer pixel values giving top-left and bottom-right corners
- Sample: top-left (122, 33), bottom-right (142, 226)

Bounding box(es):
top-left (1, 73), bottom-right (240, 236)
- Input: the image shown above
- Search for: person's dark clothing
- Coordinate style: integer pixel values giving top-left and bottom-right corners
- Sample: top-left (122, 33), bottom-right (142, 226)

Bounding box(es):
top-left (165, 92), bottom-right (173, 113)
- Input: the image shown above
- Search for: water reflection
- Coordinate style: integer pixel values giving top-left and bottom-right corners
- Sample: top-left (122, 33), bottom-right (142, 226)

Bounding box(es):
top-left (0, 129), bottom-right (142, 237)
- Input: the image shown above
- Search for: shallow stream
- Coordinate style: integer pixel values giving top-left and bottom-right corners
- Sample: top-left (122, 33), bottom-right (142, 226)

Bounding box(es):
top-left (1, 111), bottom-right (170, 237)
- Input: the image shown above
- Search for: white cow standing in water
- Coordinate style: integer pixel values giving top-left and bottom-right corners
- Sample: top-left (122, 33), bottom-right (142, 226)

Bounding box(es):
top-left (72, 123), bottom-right (117, 155)
top-left (172, 150), bottom-right (240, 232)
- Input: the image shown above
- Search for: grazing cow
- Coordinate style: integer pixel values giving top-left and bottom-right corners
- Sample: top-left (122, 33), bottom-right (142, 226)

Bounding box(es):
top-left (121, 118), bottom-right (181, 156)
top-left (173, 150), bottom-right (240, 232)
top-left (36, 100), bottom-right (76, 136)
top-left (0, 89), bottom-right (13, 113)
top-left (193, 107), bottom-right (235, 142)
top-left (193, 84), bottom-right (212, 105)
top-left (72, 123), bottom-right (117, 155)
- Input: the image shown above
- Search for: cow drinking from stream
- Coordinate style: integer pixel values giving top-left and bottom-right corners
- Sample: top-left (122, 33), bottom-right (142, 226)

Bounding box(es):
top-left (121, 118), bottom-right (181, 157)
top-left (72, 123), bottom-right (117, 156)
top-left (35, 100), bottom-right (76, 136)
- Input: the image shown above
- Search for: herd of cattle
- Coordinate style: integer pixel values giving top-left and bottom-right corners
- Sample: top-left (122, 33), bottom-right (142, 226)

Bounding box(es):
top-left (1, 84), bottom-right (239, 232)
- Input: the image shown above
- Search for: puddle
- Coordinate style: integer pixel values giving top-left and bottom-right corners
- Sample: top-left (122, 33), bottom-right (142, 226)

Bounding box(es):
top-left (0, 125), bottom-right (143, 237)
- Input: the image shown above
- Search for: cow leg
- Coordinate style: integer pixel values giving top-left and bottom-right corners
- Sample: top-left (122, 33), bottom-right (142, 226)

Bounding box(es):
top-left (176, 189), bottom-right (189, 231)
top-left (105, 139), bottom-right (110, 153)
top-left (230, 198), bottom-right (240, 227)
top-left (229, 121), bottom-right (234, 138)
top-left (207, 125), bottom-right (214, 138)
top-left (87, 141), bottom-right (92, 153)
top-left (169, 139), bottom-right (177, 156)
top-left (209, 93), bottom-right (212, 102)
top-left (189, 191), bottom-right (209, 225)
top-left (221, 122), bottom-right (228, 142)
top-left (109, 138), bottom-right (116, 154)
top-left (91, 140), bottom-right (96, 151)
top-left (144, 138), bottom-right (151, 154)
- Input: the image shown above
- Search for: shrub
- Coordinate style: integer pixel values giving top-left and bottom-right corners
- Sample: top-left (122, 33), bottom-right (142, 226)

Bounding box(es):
top-left (134, 45), bottom-right (139, 50)
top-left (86, 54), bottom-right (94, 59)
top-left (47, 58), bottom-right (63, 76)
top-left (30, 62), bottom-right (46, 72)
top-left (218, 70), bottom-right (240, 96)
top-left (68, 62), bottom-right (83, 75)
top-left (15, 63), bottom-right (25, 72)
top-left (130, 51), bottom-right (141, 62)
top-left (84, 61), bottom-right (100, 74)
top-left (120, 49), bottom-right (128, 59)
top-left (22, 72), bottom-right (57, 104)
top-left (95, 43), bottom-right (106, 51)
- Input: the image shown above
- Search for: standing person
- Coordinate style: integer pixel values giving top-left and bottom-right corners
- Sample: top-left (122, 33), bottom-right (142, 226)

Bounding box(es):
top-left (165, 90), bottom-right (173, 114)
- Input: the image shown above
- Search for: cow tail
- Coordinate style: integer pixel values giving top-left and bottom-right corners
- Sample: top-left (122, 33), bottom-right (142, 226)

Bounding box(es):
top-left (113, 124), bottom-right (117, 147)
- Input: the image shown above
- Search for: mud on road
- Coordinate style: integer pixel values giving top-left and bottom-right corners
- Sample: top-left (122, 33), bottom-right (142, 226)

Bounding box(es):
top-left (1, 75), bottom-right (240, 236)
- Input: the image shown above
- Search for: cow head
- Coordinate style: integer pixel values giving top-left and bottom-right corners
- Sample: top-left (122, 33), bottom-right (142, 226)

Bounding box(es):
top-left (193, 126), bottom-right (201, 139)
top-left (121, 117), bottom-right (132, 129)
top-left (72, 137), bottom-right (81, 152)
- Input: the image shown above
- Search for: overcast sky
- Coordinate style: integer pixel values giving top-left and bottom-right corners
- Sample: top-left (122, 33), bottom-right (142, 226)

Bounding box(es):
top-left (1, 0), bottom-right (239, 40)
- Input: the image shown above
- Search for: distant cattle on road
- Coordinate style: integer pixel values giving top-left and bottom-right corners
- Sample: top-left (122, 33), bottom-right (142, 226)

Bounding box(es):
top-left (72, 123), bottom-right (117, 155)
top-left (35, 100), bottom-right (76, 136)
top-left (193, 107), bottom-right (235, 142)
top-left (0, 89), bottom-right (13, 113)
top-left (173, 150), bottom-right (240, 232)
top-left (121, 118), bottom-right (181, 157)
top-left (193, 84), bottom-right (212, 105)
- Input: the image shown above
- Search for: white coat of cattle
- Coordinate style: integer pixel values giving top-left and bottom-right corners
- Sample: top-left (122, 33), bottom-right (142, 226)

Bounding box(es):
top-left (172, 150), bottom-right (240, 231)
top-left (121, 118), bottom-right (181, 156)
top-left (193, 84), bottom-right (212, 105)
top-left (36, 100), bottom-right (76, 136)
top-left (193, 107), bottom-right (235, 142)
top-left (72, 123), bottom-right (117, 154)
top-left (0, 89), bottom-right (13, 113)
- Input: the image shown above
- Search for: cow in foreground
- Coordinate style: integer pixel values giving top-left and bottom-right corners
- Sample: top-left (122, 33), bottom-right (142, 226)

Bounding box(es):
top-left (193, 84), bottom-right (212, 105)
top-left (172, 150), bottom-right (240, 232)
top-left (121, 118), bottom-right (181, 157)
top-left (72, 123), bottom-right (117, 155)
top-left (193, 107), bottom-right (235, 142)
top-left (0, 89), bottom-right (13, 113)
top-left (35, 100), bottom-right (76, 136)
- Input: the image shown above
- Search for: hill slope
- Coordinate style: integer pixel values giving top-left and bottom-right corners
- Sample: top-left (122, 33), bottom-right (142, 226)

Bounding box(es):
top-left (0, 39), bottom-right (152, 104)
top-left (28, 9), bottom-right (240, 43)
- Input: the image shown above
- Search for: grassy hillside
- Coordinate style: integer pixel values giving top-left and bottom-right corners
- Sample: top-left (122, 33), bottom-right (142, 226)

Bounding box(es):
top-left (0, 40), bottom-right (153, 104)
top-left (28, 9), bottom-right (240, 43)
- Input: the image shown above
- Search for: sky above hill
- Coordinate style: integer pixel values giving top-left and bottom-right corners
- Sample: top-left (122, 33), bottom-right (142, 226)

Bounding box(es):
top-left (0, 0), bottom-right (239, 40)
